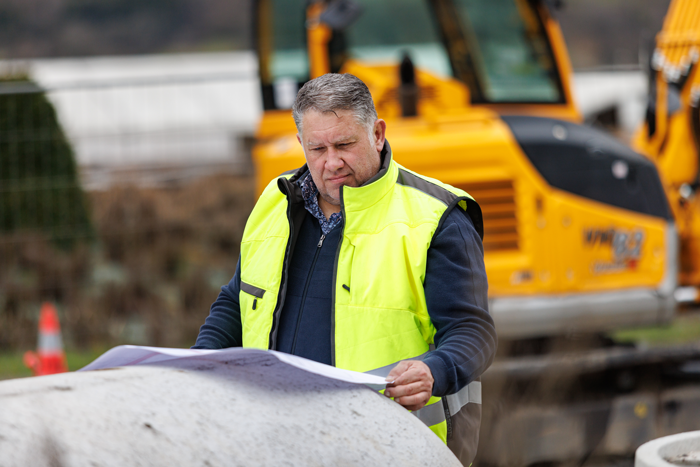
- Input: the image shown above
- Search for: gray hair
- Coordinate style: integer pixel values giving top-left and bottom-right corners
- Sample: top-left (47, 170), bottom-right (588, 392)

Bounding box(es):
top-left (292, 73), bottom-right (378, 136)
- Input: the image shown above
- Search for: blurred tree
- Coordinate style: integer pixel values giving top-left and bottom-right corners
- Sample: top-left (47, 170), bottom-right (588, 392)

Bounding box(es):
top-left (0, 76), bottom-right (93, 248)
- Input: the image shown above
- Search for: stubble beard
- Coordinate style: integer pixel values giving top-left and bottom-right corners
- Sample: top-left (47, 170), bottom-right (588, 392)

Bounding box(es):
top-left (319, 190), bottom-right (341, 207)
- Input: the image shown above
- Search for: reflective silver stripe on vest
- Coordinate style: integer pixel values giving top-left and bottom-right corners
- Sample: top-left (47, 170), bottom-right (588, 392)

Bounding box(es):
top-left (412, 400), bottom-right (446, 426)
top-left (445, 381), bottom-right (482, 414)
top-left (412, 381), bottom-right (481, 426)
top-left (365, 353), bottom-right (482, 427)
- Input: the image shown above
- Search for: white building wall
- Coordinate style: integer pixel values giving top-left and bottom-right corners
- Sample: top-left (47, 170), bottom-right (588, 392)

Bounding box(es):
top-left (1, 52), bottom-right (262, 188)
top-left (1, 53), bottom-right (651, 186)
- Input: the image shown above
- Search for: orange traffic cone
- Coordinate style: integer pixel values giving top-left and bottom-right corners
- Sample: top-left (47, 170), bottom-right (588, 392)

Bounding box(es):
top-left (23, 302), bottom-right (68, 376)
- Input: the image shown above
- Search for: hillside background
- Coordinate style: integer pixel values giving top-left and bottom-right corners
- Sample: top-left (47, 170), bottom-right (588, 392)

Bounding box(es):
top-left (0, 0), bottom-right (671, 69)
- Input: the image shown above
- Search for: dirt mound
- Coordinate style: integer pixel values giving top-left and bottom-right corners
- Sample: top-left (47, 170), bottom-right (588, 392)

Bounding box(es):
top-left (0, 173), bottom-right (255, 351)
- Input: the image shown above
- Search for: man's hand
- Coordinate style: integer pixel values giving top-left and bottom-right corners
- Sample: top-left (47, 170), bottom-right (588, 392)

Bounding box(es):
top-left (383, 360), bottom-right (434, 411)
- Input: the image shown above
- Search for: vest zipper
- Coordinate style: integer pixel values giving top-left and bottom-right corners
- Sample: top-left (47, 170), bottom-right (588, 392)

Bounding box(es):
top-left (290, 232), bottom-right (325, 355)
top-left (330, 192), bottom-right (346, 367)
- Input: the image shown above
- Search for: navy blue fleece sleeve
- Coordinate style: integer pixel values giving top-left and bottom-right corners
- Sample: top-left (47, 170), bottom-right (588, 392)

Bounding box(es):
top-left (422, 208), bottom-right (498, 397)
top-left (191, 259), bottom-right (243, 349)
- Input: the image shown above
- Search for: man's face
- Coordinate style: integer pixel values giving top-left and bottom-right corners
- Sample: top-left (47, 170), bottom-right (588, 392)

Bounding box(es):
top-left (297, 109), bottom-right (386, 208)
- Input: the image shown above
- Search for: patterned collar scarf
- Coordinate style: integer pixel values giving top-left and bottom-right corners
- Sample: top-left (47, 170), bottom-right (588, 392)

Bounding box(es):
top-left (297, 172), bottom-right (343, 235)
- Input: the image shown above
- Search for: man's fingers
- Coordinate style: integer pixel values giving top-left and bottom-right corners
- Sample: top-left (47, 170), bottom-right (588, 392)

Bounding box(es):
top-left (395, 394), bottom-right (432, 412)
top-left (395, 367), bottom-right (430, 387)
top-left (387, 362), bottom-right (433, 387)
top-left (383, 360), bottom-right (434, 411)
top-left (385, 360), bottom-right (411, 382)
top-left (385, 380), bottom-right (431, 399)
top-left (390, 382), bottom-right (432, 411)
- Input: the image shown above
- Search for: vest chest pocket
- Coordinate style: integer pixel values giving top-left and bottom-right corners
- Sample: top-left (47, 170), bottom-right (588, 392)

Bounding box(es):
top-left (240, 281), bottom-right (266, 310)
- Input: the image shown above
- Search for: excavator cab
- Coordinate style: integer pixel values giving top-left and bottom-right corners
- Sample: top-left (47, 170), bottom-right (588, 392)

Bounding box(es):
top-left (253, 0), bottom-right (677, 341)
top-left (257, 0), bottom-right (578, 119)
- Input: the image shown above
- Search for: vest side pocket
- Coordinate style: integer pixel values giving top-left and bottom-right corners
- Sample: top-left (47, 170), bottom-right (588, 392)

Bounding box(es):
top-left (241, 281), bottom-right (266, 301)
top-left (240, 281), bottom-right (266, 312)
top-left (239, 280), bottom-right (272, 349)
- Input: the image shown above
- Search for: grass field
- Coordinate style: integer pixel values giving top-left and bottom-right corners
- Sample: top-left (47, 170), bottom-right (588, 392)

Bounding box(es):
top-left (611, 310), bottom-right (700, 346)
top-left (3, 312), bottom-right (700, 383)
top-left (0, 346), bottom-right (112, 381)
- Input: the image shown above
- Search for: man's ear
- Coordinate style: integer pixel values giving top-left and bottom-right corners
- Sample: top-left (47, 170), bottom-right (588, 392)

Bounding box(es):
top-left (296, 133), bottom-right (302, 145)
top-left (373, 119), bottom-right (387, 152)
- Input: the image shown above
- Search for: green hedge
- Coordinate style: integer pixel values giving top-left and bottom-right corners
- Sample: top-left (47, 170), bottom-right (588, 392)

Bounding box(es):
top-left (0, 76), bottom-right (92, 247)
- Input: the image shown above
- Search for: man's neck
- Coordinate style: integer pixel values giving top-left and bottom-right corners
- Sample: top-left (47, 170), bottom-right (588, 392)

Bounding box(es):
top-left (318, 194), bottom-right (341, 219)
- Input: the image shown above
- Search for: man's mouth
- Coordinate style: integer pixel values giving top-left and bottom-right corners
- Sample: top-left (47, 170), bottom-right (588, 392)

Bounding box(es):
top-left (327, 174), bottom-right (350, 183)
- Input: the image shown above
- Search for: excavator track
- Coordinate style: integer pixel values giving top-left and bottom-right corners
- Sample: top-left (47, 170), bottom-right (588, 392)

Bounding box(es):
top-left (477, 337), bottom-right (700, 466)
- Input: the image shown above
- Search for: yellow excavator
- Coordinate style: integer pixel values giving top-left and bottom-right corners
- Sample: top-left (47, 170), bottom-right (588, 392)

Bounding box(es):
top-left (252, 0), bottom-right (700, 464)
top-left (633, 0), bottom-right (700, 293)
top-left (254, 0), bottom-right (676, 341)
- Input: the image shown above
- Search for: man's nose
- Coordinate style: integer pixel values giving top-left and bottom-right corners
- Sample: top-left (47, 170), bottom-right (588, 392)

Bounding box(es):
top-left (325, 148), bottom-right (345, 171)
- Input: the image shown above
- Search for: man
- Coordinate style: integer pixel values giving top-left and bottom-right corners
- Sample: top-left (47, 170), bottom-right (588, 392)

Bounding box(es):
top-left (194, 73), bottom-right (496, 462)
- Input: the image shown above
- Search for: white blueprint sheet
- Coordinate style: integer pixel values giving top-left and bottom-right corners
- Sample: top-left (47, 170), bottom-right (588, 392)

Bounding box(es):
top-left (79, 345), bottom-right (388, 389)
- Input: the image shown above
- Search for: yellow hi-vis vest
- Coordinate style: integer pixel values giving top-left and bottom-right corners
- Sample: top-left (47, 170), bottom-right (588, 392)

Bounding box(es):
top-left (237, 151), bottom-right (483, 443)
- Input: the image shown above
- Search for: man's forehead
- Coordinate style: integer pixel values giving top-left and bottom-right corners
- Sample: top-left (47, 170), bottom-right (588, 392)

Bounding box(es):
top-left (301, 109), bottom-right (363, 143)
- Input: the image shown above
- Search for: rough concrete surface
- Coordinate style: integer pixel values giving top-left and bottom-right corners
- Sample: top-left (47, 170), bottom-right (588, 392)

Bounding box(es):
top-left (0, 352), bottom-right (460, 466)
top-left (636, 431), bottom-right (700, 467)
